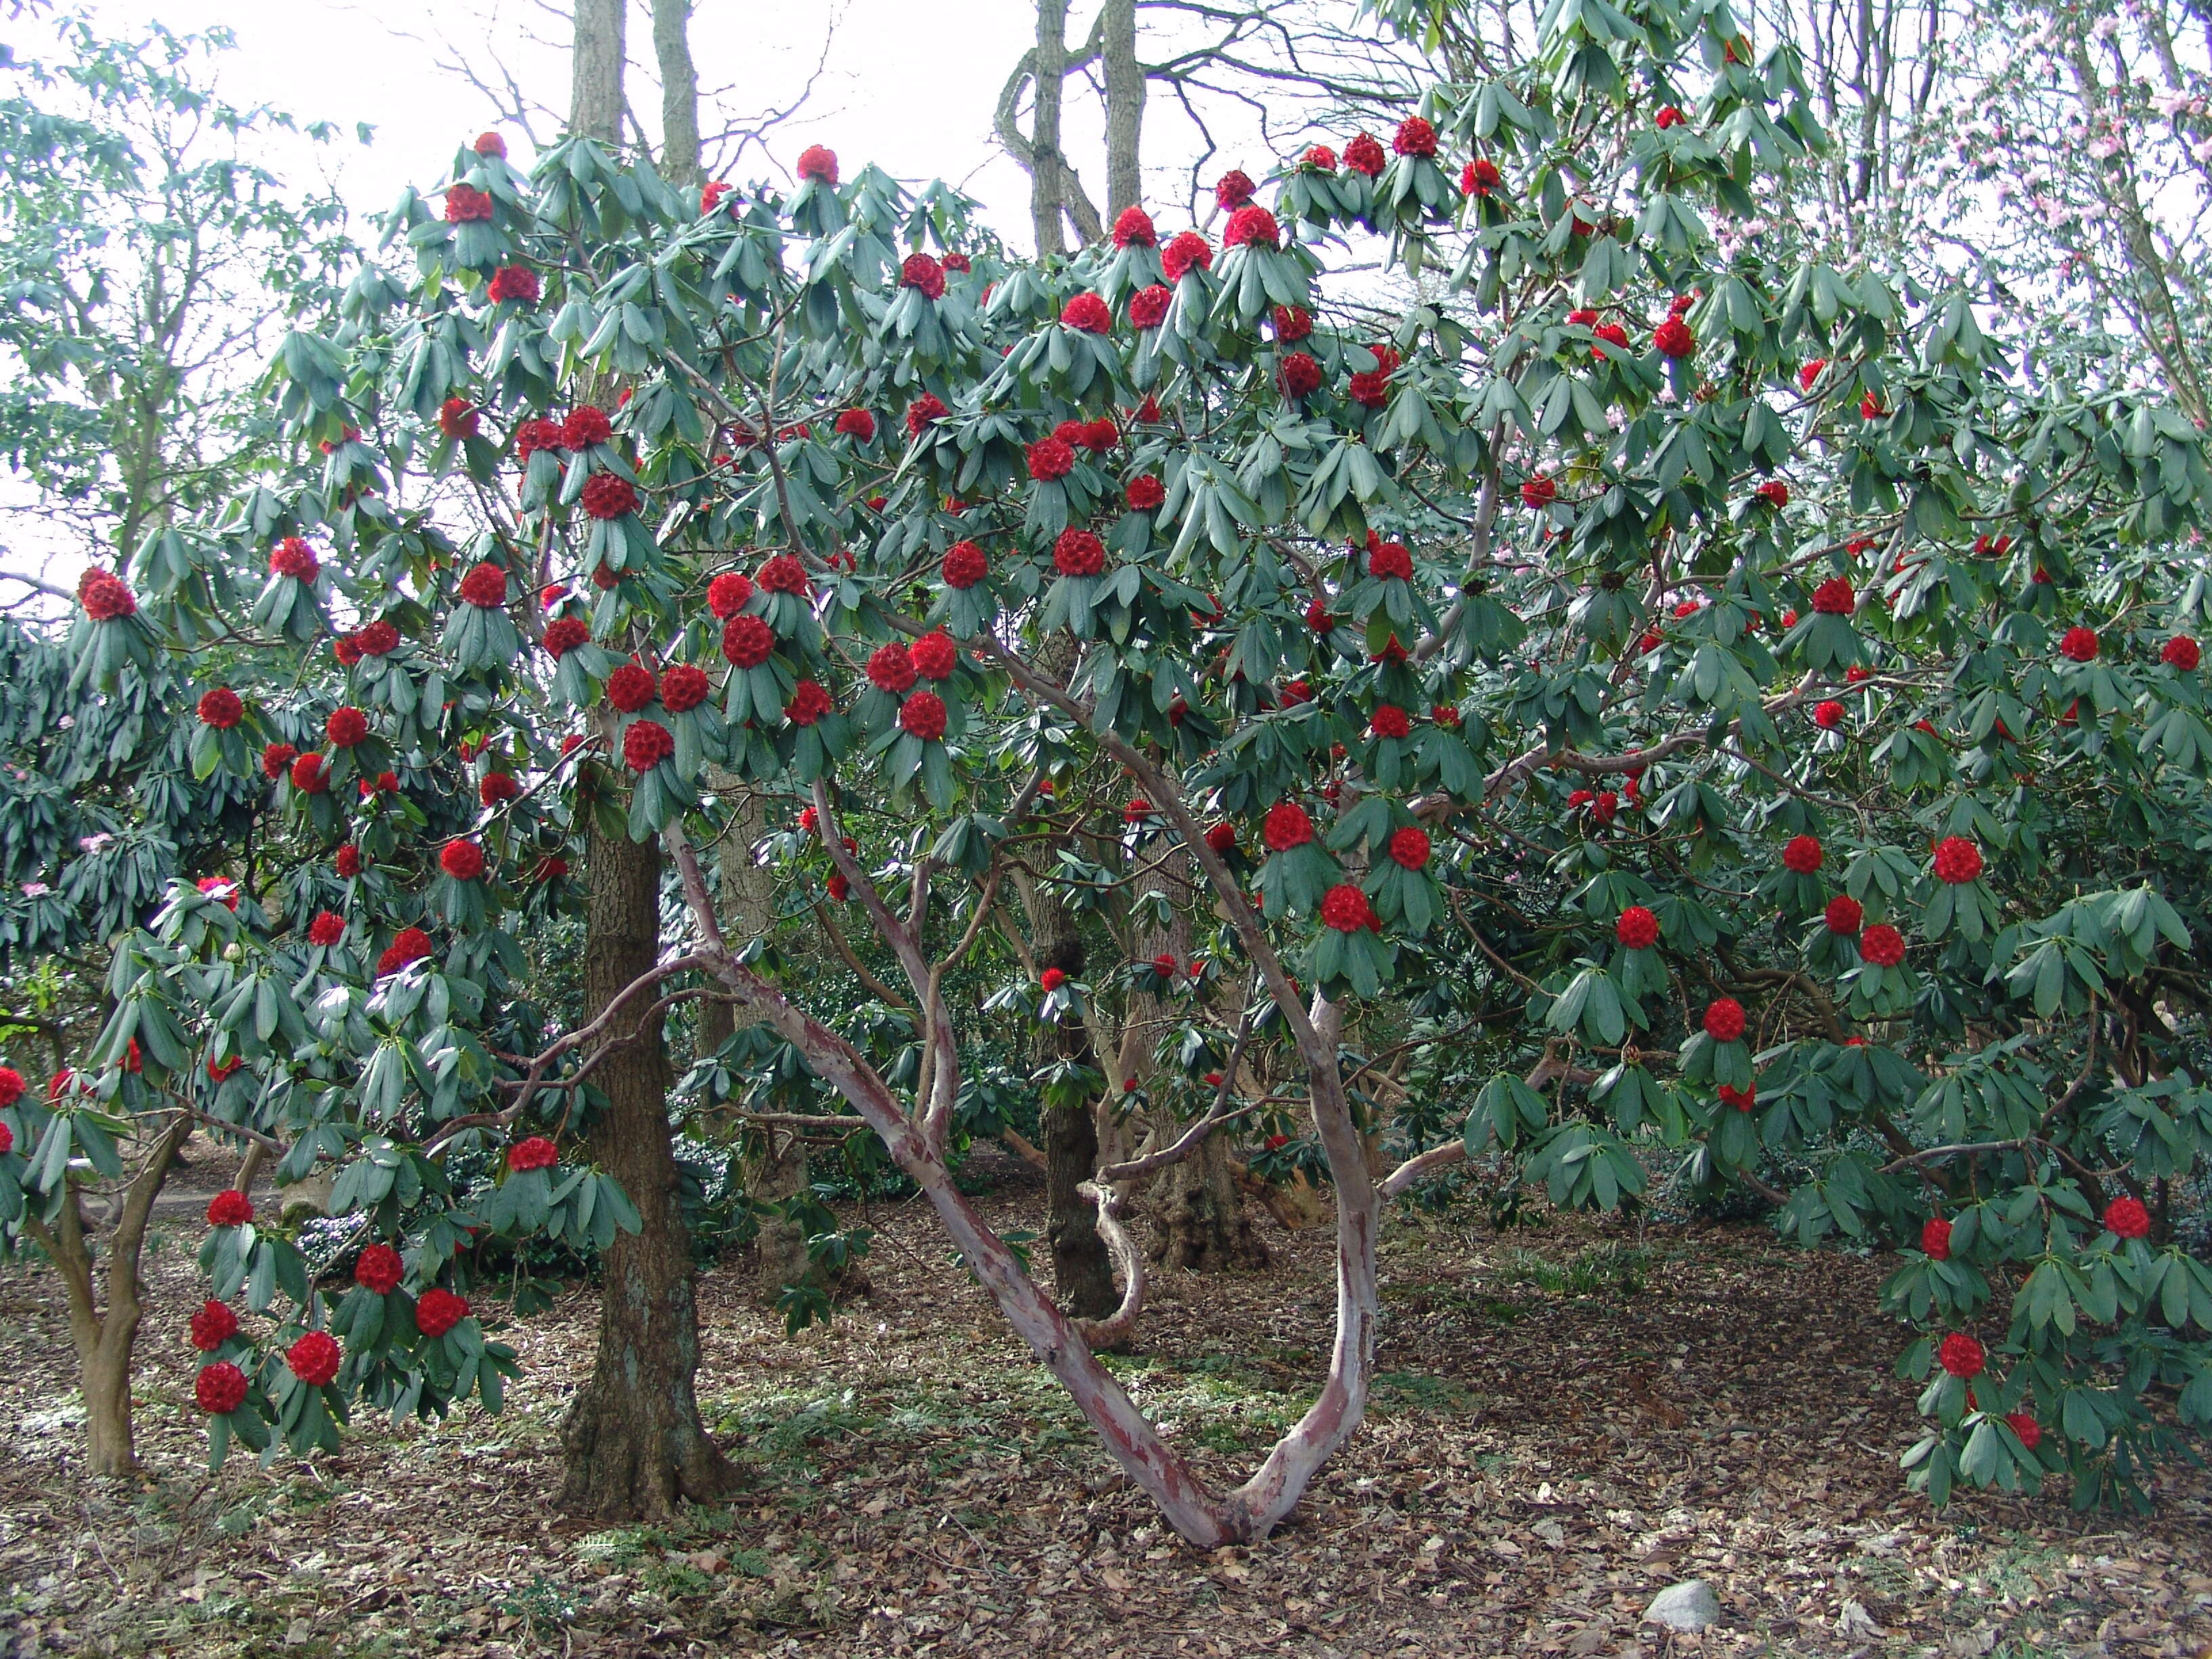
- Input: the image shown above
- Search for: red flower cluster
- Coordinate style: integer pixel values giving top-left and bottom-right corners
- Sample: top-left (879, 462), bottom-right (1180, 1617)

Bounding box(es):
top-left (1798, 359), bottom-right (1826, 390)
top-left (544, 616), bottom-right (590, 657)
top-left (1653, 315), bottom-right (1696, 359)
top-left (2007, 1413), bottom-right (2041, 1450)
top-left (581, 474), bottom-right (638, 520)
top-left (1717, 1084), bottom-right (1756, 1112)
top-left (1921, 1217), bottom-right (1952, 1260)
top-left (607, 661), bottom-right (657, 712)
top-left (2104, 1195), bottom-right (2150, 1239)
top-left (335, 843), bottom-right (364, 878)
top-left (1756, 480), bottom-right (1789, 508)
top-left (190, 1299), bottom-right (239, 1351)
top-left (1128, 285), bottom-right (1172, 329)
top-left (1345, 133), bottom-right (1386, 176)
top-left (1320, 883), bottom-right (1377, 933)
top-left (623, 719), bottom-right (675, 771)
top-left (786, 680), bottom-right (834, 725)
top-left (1303, 144), bottom-right (1338, 170)
top-left (1387, 826), bottom-right (1431, 869)
top-left (1782, 834), bottom-right (1824, 874)
top-left (1040, 967), bottom-right (1067, 992)
top-left (943, 541), bottom-right (989, 588)
top-left (867, 644), bottom-right (916, 695)
top-left (416, 1288), bottom-right (469, 1338)
top-left (1937, 1332), bottom-right (1985, 1379)
top-left (1162, 231), bottom-right (1213, 281)
top-left (325, 706), bottom-right (369, 748)
top-left (1859, 923), bottom-right (1906, 967)
top-left (1824, 895), bottom-right (1864, 933)
top-left (1111, 206), bottom-right (1155, 247)
top-left (308, 910), bottom-right (346, 947)
top-left (356, 619), bottom-right (399, 656)
top-left (699, 573), bottom-right (752, 621)
top-left (1054, 530), bottom-right (1106, 577)
top-left (796, 145), bottom-right (839, 186)
top-left (459, 562), bottom-right (509, 607)
top-left (438, 397), bottom-right (478, 440)
top-left (1932, 836), bottom-right (1982, 884)
top-left (356, 1244), bottom-right (403, 1295)
top-left (1061, 292), bottom-right (1112, 333)
top-left (1263, 801), bottom-right (1313, 852)
top-left (1813, 700), bottom-right (1845, 730)
top-left (1703, 998), bottom-right (1747, 1043)
top-left (2058, 625), bottom-right (2099, 663)
top-left (722, 614), bottom-right (775, 668)
top-left (1462, 157), bottom-right (1502, 194)
top-left (1121, 476), bottom-right (1167, 514)
top-left (2163, 635), bottom-right (2200, 670)
top-left (0, 1067), bottom-right (20, 1107)
top-left (1205, 823), bottom-right (1237, 856)
top-left (757, 554), bottom-right (809, 595)
top-left (81, 569), bottom-right (137, 619)
top-left (443, 184), bottom-right (493, 223)
top-left (1521, 475), bottom-right (1557, 508)
top-left (899, 251), bottom-right (945, 299)
top-left (195, 1363), bottom-right (248, 1415)
top-left (1371, 705), bottom-right (1411, 740)
top-left (1026, 436), bottom-right (1076, 482)
top-left (207, 1189), bottom-right (254, 1227)
top-left (516, 417), bottom-right (563, 462)
top-left (1277, 352), bottom-right (1322, 398)
top-left (270, 537), bottom-right (320, 582)
top-left (1655, 105), bottom-right (1685, 129)
top-left (1393, 116), bottom-right (1437, 157)
top-left (290, 752), bottom-right (329, 794)
top-left (440, 839), bottom-right (486, 882)
top-left (198, 688), bottom-right (243, 729)
top-left (1223, 205), bottom-right (1279, 248)
top-left (1616, 905), bottom-right (1660, 950)
top-left (488, 264), bottom-right (540, 304)
top-left (508, 1136), bottom-right (558, 1172)
top-left (661, 663), bottom-right (710, 712)
top-left (899, 691), bottom-right (948, 740)
top-left (910, 632), bottom-right (957, 680)
top-left (1368, 539), bottom-right (1414, 581)
top-left (905, 392), bottom-right (949, 437)
top-left (563, 405), bottom-right (612, 449)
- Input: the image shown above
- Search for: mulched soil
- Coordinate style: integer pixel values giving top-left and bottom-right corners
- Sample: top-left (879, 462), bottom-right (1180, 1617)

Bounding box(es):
top-left (3, 1149), bottom-right (2209, 1658)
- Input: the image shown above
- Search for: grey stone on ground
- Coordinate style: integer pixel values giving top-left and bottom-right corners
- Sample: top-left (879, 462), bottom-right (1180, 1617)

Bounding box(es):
top-left (1643, 1579), bottom-right (1721, 1631)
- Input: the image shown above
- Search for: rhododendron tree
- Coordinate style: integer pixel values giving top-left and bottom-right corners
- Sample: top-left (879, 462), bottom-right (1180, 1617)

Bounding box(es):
top-left (24, 0), bottom-right (2212, 1540)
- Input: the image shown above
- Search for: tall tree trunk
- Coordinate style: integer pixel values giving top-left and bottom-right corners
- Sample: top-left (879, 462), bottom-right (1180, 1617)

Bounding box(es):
top-left (1031, 0), bottom-right (1071, 255)
top-left (1033, 909), bottom-right (1117, 1319)
top-left (560, 825), bottom-right (739, 1518)
top-left (651, 0), bottom-right (701, 184)
top-left (571, 0), bottom-right (628, 145)
top-left (1101, 0), bottom-right (1144, 218)
top-left (33, 1114), bottom-right (190, 1475)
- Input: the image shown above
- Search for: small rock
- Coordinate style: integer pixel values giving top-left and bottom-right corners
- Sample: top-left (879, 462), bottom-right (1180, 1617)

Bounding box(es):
top-left (1644, 1580), bottom-right (1721, 1632)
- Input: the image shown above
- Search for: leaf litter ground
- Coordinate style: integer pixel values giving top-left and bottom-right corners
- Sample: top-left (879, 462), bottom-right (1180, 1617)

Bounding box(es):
top-left (2, 1149), bottom-right (2207, 1658)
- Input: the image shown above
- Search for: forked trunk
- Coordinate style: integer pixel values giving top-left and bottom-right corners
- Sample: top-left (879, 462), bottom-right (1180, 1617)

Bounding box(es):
top-left (559, 825), bottom-right (739, 1519)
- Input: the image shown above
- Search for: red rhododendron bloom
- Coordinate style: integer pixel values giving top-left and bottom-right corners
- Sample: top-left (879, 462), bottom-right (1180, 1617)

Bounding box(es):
top-left (827, 872), bottom-right (851, 901)
top-left (832, 407), bottom-right (876, 444)
top-left (1223, 205), bottom-right (1280, 248)
top-left (443, 184), bottom-right (493, 224)
top-left (1814, 700), bottom-right (1845, 729)
top-left (1387, 825), bottom-right (1431, 869)
top-left (1592, 321), bottom-right (1629, 354)
top-left (905, 392), bottom-right (949, 436)
top-left (2104, 1195), bottom-right (2151, 1239)
top-left (1703, 998), bottom-right (1747, 1043)
top-left (2163, 635), bottom-right (2200, 670)
top-left (1862, 392), bottom-right (1885, 419)
top-left (1303, 144), bottom-right (1338, 170)
top-left (515, 417), bottom-right (563, 462)
top-left (207, 1189), bottom-right (254, 1227)
top-left (1859, 923), bottom-right (1906, 967)
top-left (942, 541), bottom-right (989, 589)
top-left (1054, 530), bottom-right (1106, 577)
top-left (349, 619), bottom-right (398, 658)
top-left (270, 537), bottom-right (320, 582)
top-left (473, 130), bottom-right (508, 159)
top-left (1205, 823), bottom-right (1237, 856)
top-left (1038, 966), bottom-right (1067, 992)
top-left (487, 264), bottom-right (540, 305)
top-left (1111, 205), bottom-right (1155, 247)
top-left (899, 691), bottom-right (949, 740)
top-left (867, 644), bottom-right (917, 695)
top-left (2059, 626), bottom-right (2099, 663)
top-left (605, 662), bottom-right (657, 713)
top-left (1321, 883), bottom-right (1376, 932)
top-left (899, 251), bottom-right (946, 300)
top-left (543, 616), bottom-right (590, 657)
top-left (334, 843), bottom-right (364, 879)
top-left (1932, 836), bottom-right (1983, 884)
top-left (325, 706), bottom-right (369, 748)
top-left (1347, 369), bottom-right (1390, 408)
top-left (1161, 231), bottom-right (1213, 281)
top-left (1799, 359), bottom-right (1827, 390)
top-left (355, 1243), bottom-right (404, 1295)
top-left (439, 839), bottom-right (485, 882)
top-left (508, 1136), bottom-right (558, 1172)
top-left (1756, 480), bottom-right (1789, 508)
top-left (1655, 105), bottom-right (1685, 128)
top-left (1127, 284), bottom-right (1172, 329)
top-left (305, 909), bottom-right (346, 948)
top-left (1938, 1332), bottom-right (1985, 1379)
top-left (0, 1067), bottom-right (20, 1107)
top-left (289, 752), bottom-right (328, 794)
top-left (910, 632), bottom-right (958, 680)
top-left (1278, 352), bottom-right (1322, 398)
top-left (1824, 895), bottom-right (1864, 933)
top-left (699, 574), bottom-right (754, 623)
top-left (198, 688), bottom-right (243, 729)
top-left (1782, 835), bottom-right (1824, 874)
top-left (377, 928), bottom-right (433, 977)
top-left (81, 571), bottom-right (137, 619)
top-left (722, 614), bottom-right (775, 668)
top-left (1393, 115), bottom-right (1438, 157)
top-left (562, 405), bottom-right (613, 449)
top-left (1026, 436), bottom-right (1076, 482)
top-left (190, 1299), bottom-right (239, 1351)
top-left (756, 554), bottom-right (809, 596)
top-left (1616, 905), bottom-right (1660, 950)
top-left (478, 772), bottom-right (521, 808)
top-left (785, 679), bottom-right (834, 726)
top-left (1263, 801), bottom-right (1313, 852)
top-left (196, 1362), bottom-right (248, 1414)
top-left (1371, 704), bottom-right (1411, 739)
top-left (1654, 316), bottom-right (1696, 358)
top-left (415, 1288), bottom-right (469, 1338)
top-left (699, 180), bottom-right (733, 213)
top-left (1462, 157), bottom-right (1502, 194)
top-left (458, 562), bottom-right (509, 608)
top-left (438, 397), bottom-right (479, 441)
top-left (796, 144), bottom-right (838, 185)
top-left (1122, 797), bottom-right (1155, 825)
top-left (623, 719), bottom-right (675, 771)
top-left (1345, 132), bottom-right (1386, 176)
top-left (2006, 1413), bottom-right (2041, 1450)
top-left (578, 472), bottom-right (638, 520)
top-left (1124, 475), bottom-right (1168, 514)
top-left (1061, 291), bottom-right (1113, 333)
top-left (1214, 169), bottom-right (1255, 209)
top-left (1521, 475), bottom-right (1557, 508)
top-left (333, 634), bottom-right (364, 669)
top-left (1921, 1217), bottom-right (1952, 1260)
top-left (1368, 540), bottom-right (1414, 581)
top-left (1717, 1084), bottom-right (1756, 1112)
top-left (661, 663), bottom-right (710, 713)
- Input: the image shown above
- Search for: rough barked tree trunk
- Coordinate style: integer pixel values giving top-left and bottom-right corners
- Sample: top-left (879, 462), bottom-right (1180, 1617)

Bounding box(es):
top-left (571, 0), bottom-right (627, 148)
top-left (33, 1113), bottom-right (190, 1475)
top-left (1034, 916), bottom-right (1117, 1319)
top-left (1100, 0), bottom-right (1143, 219)
top-left (1031, 0), bottom-right (1072, 255)
top-left (560, 826), bottom-right (739, 1518)
top-left (651, 0), bottom-right (701, 184)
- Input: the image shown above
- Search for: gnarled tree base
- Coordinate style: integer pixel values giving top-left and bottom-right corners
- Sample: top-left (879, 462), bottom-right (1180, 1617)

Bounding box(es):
top-left (559, 1348), bottom-right (739, 1521)
top-left (1150, 1134), bottom-right (1270, 1272)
